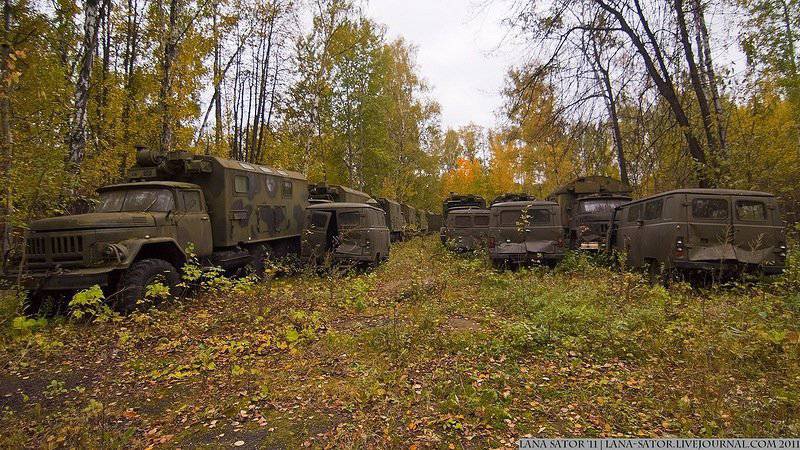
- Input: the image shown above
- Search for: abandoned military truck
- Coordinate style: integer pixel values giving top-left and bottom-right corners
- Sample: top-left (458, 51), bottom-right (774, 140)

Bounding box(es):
top-left (488, 200), bottom-right (566, 268)
top-left (547, 176), bottom-right (632, 250)
top-left (4, 150), bottom-right (308, 311)
top-left (301, 203), bottom-right (390, 266)
top-left (441, 207), bottom-right (490, 252)
top-left (607, 189), bottom-right (787, 276)
top-left (377, 197), bottom-right (406, 242)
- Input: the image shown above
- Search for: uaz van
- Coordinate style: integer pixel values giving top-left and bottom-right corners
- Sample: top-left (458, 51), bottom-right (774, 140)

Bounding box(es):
top-left (607, 189), bottom-right (786, 276)
top-left (488, 200), bottom-right (565, 267)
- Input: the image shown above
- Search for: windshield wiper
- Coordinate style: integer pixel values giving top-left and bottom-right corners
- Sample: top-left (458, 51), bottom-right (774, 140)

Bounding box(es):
top-left (142, 197), bottom-right (159, 213)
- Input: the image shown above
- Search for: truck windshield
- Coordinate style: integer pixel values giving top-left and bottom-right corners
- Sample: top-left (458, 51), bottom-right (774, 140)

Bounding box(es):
top-left (579, 199), bottom-right (628, 213)
top-left (96, 189), bottom-right (175, 213)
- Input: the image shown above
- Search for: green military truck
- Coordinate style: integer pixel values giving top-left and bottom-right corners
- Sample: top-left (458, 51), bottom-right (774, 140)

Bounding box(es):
top-left (547, 176), bottom-right (632, 250)
top-left (301, 203), bottom-right (390, 267)
top-left (377, 197), bottom-right (406, 242)
top-left (3, 149), bottom-right (308, 311)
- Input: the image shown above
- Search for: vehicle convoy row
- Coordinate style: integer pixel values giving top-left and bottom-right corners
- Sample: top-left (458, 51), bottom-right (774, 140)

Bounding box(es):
top-left (1, 150), bottom-right (442, 311)
top-left (441, 177), bottom-right (788, 277)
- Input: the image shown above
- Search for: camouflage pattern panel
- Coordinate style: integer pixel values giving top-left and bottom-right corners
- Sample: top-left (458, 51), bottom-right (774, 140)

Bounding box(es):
top-left (193, 157), bottom-right (308, 248)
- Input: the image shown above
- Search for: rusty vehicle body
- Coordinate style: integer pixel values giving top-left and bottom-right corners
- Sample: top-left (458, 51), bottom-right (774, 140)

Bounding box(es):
top-left (301, 203), bottom-right (390, 266)
top-left (488, 200), bottom-right (566, 267)
top-left (3, 149), bottom-right (308, 311)
top-left (377, 197), bottom-right (406, 242)
top-left (441, 207), bottom-right (490, 252)
top-left (607, 189), bottom-right (786, 276)
top-left (308, 183), bottom-right (372, 204)
top-left (547, 176), bottom-right (632, 250)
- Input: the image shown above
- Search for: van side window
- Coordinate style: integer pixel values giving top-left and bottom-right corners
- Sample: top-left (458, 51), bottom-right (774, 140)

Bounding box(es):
top-left (474, 215), bottom-right (490, 227)
top-left (181, 190), bottom-right (203, 212)
top-left (692, 198), bottom-right (729, 219)
top-left (736, 200), bottom-right (767, 221)
top-left (628, 204), bottom-right (643, 222)
top-left (644, 199), bottom-right (663, 221)
top-left (282, 180), bottom-right (293, 198)
top-left (234, 175), bottom-right (249, 194)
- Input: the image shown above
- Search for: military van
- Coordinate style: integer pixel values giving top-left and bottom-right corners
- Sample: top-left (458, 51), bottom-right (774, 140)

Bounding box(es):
top-left (377, 197), bottom-right (406, 242)
top-left (488, 200), bottom-right (565, 268)
top-left (301, 203), bottom-right (390, 267)
top-left (547, 176), bottom-right (632, 250)
top-left (308, 183), bottom-right (372, 204)
top-left (441, 207), bottom-right (490, 252)
top-left (3, 149), bottom-right (308, 311)
top-left (607, 189), bottom-right (787, 276)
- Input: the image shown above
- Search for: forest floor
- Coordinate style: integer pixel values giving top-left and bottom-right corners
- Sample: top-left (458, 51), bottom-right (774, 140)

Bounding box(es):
top-left (1, 237), bottom-right (799, 449)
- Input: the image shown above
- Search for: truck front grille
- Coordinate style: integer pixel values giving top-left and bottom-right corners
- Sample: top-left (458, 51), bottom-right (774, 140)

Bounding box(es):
top-left (24, 234), bottom-right (84, 267)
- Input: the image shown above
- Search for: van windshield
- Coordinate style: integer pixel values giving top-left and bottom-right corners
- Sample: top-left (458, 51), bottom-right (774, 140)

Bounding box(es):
top-left (338, 211), bottom-right (361, 228)
top-left (96, 189), bottom-right (175, 213)
top-left (579, 199), bottom-right (628, 214)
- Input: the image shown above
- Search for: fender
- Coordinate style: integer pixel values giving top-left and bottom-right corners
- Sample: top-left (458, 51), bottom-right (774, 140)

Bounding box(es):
top-left (117, 238), bottom-right (187, 268)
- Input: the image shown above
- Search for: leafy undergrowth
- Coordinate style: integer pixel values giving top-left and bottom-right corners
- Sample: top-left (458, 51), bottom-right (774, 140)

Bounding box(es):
top-left (1, 237), bottom-right (799, 448)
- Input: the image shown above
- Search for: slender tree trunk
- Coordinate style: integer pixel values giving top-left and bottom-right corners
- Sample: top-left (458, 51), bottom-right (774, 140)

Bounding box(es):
top-left (675, 0), bottom-right (719, 179)
top-left (595, 0), bottom-right (709, 187)
top-left (67, 0), bottom-right (102, 173)
top-left (0, 0), bottom-right (13, 261)
top-left (212, 1), bottom-right (222, 154)
top-left (690, 0), bottom-right (726, 158)
top-left (159, 0), bottom-right (179, 153)
top-left (590, 34), bottom-right (628, 184)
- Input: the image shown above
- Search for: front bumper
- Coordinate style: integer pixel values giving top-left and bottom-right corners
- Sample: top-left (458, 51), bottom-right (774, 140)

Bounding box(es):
top-left (2, 268), bottom-right (113, 291)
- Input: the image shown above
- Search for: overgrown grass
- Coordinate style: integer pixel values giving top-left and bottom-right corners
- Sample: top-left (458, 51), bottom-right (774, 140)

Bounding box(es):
top-left (1, 237), bottom-right (799, 448)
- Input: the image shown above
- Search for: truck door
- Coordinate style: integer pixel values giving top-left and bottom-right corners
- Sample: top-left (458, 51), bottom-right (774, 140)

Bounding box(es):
top-left (177, 190), bottom-right (213, 257)
top-left (301, 210), bottom-right (332, 259)
top-left (686, 194), bottom-right (734, 261)
top-left (731, 196), bottom-right (781, 264)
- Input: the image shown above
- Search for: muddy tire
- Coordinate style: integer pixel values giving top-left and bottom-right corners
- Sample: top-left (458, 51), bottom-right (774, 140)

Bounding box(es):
top-left (111, 259), bottom-right (179, 313)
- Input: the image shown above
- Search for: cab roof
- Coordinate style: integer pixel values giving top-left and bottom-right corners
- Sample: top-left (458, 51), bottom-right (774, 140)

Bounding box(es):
top-left (212, 157), bottom-right (306, 181)
top-left (448, 207), bottom-right (490, 215)
top-left (98, 181), bottom-right (200, 191)
top-left (307, 202), bottom-right (384, 212)
top-left (491, 200), bottom-right (558, 208)
top-left (624, 188), bottom-right (775, 206)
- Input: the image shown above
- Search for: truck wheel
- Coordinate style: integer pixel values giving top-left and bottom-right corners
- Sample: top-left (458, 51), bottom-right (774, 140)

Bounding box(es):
top-left (113, 259), bottom-right (179, 313)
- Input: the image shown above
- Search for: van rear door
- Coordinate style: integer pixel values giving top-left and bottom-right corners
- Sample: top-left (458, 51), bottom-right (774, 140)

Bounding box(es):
top-left (686, 194), bottom-right (735, 261)
top-left (301, 210), bottom-right (332, 259)
top-left (731, 196), bottom-right (782, 264)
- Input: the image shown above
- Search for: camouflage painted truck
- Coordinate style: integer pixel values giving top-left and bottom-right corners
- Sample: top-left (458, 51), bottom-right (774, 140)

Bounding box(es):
top-left (3, 150), bottom-right (308, 311)
top-left (547, 176), bottom-right (632, 250)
